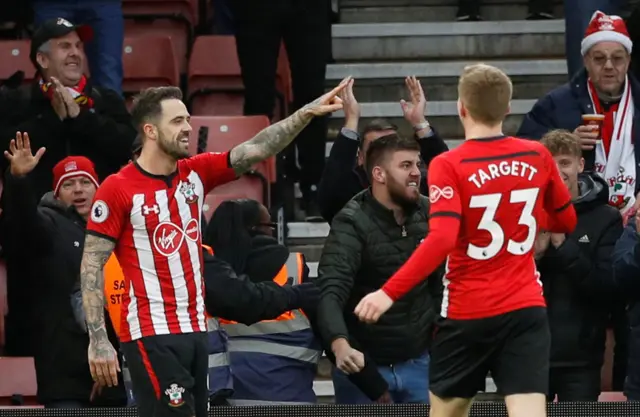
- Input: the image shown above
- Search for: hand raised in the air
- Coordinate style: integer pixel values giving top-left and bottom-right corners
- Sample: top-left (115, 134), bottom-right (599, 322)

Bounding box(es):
top-left (302, 77), bottom-right (351, 117)
top-left (4, 132), bottom-right (46, 177)
top-left (400, 76), bottom-right (427, 126)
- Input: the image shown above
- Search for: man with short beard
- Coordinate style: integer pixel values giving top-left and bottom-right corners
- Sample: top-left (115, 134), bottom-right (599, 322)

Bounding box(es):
top-left (79, 81), bottom-right (347, 417)
top-left (314, 133), bottom-right (442, 404)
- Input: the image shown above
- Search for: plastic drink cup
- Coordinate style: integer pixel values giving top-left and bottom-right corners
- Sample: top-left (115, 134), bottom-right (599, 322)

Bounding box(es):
top-left (582, 114), bottom-right (605, 143)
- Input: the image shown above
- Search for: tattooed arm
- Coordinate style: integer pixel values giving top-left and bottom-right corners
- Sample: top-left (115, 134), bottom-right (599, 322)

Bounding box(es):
top-left (229, 77), bottom-right (349, 175)
top-left (81, 233), bottom-right (120, 387)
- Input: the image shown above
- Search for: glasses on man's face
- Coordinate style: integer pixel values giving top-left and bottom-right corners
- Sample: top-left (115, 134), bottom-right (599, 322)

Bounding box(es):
top-left (589, 53), bottom-right (628, 67)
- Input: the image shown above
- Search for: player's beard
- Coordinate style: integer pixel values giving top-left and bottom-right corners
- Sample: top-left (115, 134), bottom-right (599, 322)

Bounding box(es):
top-left (387, 174), bottom-right (420, 209)
top-left (158, 130), bottom-right (190, 161)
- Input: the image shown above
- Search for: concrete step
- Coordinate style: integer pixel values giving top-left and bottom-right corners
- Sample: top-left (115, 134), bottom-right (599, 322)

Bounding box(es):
top-left (328, 99), bottom-right (534, 142)
top-left (332, 20), bottom-right (565, 62)
top-left (313, 377), bottom-right (498, 399)
top-left (288, 243), bottom-right (325, 262)
top-left (341, 4), bottom-right (563, 23)
top-left (326, 59), bottom-right (567, 102)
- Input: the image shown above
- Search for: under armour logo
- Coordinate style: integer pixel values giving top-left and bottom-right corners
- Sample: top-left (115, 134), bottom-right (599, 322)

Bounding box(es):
top-left (142, 204), bottom-right (160, 215)
top-left (429, 185), bottom-right (454, 203)
top-left (74, 241), bottom-right (80, 247)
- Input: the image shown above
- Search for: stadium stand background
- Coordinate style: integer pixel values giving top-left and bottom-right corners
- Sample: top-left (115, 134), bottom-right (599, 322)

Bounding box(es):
top-left (0, 0), bottom-right (638, 409)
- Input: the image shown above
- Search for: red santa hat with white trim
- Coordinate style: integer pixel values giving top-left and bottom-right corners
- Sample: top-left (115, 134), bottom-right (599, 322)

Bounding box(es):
top-left (581, 10), bottom-right (632, 56)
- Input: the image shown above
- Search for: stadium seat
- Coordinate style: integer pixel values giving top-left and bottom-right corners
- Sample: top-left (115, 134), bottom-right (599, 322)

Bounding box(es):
top-left (0, 40), bottom-right (35, 85)
top-left (0, 357), bottom-right (38, 406)
top-left (122, 36), bottom-right (179, 108)
top-left (122, 0), bottom-right (196, 72)
top-left (188, 115), bottom-right (276, 184)
top-left (598, 392), bottom-right (627, 401)
top-left (187, 36), bottom-right (291, 119)
top-left (202, 185), bottom-right (264, 223)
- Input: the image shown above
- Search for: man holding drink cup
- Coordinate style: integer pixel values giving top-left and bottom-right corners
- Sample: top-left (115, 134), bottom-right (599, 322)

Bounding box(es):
top-left (519, 11), bottom-right (640, 215)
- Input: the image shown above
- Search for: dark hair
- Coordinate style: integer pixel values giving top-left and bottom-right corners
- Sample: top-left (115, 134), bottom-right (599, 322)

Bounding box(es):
top-left (203, 199), bottom-right (262, 274)
top-left (360, 119), bottom-right (398, 148)
top-left (130, 86), bottom-right (183, 135)
top-left (364, 133), bottom-right (420, 177)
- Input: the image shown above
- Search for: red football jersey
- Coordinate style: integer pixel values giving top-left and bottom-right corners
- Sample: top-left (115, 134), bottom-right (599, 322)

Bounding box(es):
top-left (86, 152), bottom-right (237, 342)
top-left (382, 136), bottom-right (577, 320)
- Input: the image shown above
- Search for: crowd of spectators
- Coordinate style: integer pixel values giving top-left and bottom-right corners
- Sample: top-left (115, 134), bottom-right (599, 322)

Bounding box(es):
top-left (2, 0), bottom-right (640, 410)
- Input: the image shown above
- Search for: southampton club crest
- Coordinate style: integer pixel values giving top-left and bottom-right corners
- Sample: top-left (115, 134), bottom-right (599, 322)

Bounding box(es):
top-left (179, 180), bottom-right (198, 204)
top-left (165, 383), bottom-right (185, 407)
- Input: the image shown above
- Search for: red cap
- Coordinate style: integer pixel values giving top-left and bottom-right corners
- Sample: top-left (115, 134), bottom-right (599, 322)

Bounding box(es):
top-left (581, 11), bottom-right (632, 56)
top-left (52, 156), bottom-right (99, 196)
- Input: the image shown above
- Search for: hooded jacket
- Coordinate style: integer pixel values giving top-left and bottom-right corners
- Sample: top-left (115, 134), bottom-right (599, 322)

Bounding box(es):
top-left (1, 172), bottom-right (124, 405)
top-left (537, 172), bottom-right (623, 368)
top-left (213, 233), bottom-right (390, 401)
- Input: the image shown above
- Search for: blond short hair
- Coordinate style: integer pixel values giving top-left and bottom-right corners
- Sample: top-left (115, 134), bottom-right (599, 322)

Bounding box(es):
top-left (458, 64), bottom-right (513, 126)
top-left (540, 129), bottom-right (582, 158)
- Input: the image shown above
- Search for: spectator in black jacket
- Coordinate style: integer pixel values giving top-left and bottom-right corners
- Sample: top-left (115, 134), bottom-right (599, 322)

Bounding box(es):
top-left (0, 18), bottom-right (135, 202)
top-left (204, 199), bottom-right (390, 402)
top-left (315, 134), bottom-right (442, 404)
top-left (316, 77), bottom-right (448, 223)
top-left (535, 130), bottom-right (623, 401)
top-left (2, 133), bottom-right (125, 408)
top-left (612, 209), bottom-right (640, 400)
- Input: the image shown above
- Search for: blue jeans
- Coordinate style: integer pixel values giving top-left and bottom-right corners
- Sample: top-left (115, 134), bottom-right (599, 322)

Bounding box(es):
top-left (564, 0), bottom-right (626, 79)
top-left (33, 0), bottom-right (124, 94)
top-left (332, 352), bottom-right (430, 404)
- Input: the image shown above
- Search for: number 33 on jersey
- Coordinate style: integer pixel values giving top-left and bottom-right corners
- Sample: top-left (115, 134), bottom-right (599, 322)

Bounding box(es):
top-left (427, 136), bottom-right (577, 318)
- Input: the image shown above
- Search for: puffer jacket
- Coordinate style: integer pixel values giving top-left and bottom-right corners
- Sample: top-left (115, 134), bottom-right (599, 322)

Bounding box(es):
top-left (315, 189), bottom-right (443, 365)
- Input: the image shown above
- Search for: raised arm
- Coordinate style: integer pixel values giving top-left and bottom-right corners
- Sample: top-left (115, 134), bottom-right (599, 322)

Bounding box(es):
top-left (81, 234), bottom-right (120, 388)
top-left (229, 77), bottom-right (349, 175)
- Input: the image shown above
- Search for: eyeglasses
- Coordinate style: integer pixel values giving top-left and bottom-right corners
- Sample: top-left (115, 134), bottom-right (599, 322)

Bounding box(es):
top-left (589, 54), bottom-right (628, 67)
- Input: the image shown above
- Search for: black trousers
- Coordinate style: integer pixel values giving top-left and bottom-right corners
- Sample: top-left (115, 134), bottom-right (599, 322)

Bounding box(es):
top-left (231, 0), bottom-right (330, 196)
top-left (548, 367), bottom-right (601, 402)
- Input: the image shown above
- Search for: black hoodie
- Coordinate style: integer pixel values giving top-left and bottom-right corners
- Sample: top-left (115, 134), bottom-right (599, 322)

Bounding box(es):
top-left (212, 233), bottom-right (390, 401)
top-left (537, 172), bottom-right (623, 368)
top-left (1, 172), bottom-right (124, 406)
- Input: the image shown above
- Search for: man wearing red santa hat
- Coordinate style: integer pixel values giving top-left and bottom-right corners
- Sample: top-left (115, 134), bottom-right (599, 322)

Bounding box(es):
top-left (1, 132), bottom-right (125, 408)
top-left (520, 10), bottom-right (640, 216)
top-left (518, 10), bottom-right (632, 395)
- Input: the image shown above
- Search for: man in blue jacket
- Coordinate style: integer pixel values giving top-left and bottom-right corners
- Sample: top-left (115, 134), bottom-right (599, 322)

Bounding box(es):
top-left (518, 11), bottom-right (640, 216)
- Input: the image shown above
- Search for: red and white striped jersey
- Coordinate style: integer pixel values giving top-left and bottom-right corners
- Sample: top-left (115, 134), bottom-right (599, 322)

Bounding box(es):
top-left (87, 152), bottom-right (237, 342)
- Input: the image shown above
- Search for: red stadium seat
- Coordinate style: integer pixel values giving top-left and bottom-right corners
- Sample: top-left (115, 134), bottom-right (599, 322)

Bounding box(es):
top-left (598, 392), bottom-right (627, 401)
top-left (202, 185), bottom-right (264, 223)
top-left (122, 0), bottom-right (196, 72)
top-left (187, 36), bottom-right (243, 116)
top-left (0, 40), bottom-right (35, 85)
top-left (122, 36), bottom-right (179, 107)
top-left (0, 357), bottom-right (38, 406)
top-left (187, 36), bottom-right (291, 119)
top-left (188, 116), bottom-right (276, 184)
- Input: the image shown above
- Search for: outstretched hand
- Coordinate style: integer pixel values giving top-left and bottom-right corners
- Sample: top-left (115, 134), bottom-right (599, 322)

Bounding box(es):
top-left (303, 77), bottom-right (351, 117)
top-left (4, 132), bottom-right (46, 177)
top-left (400, 76), bottom-right (427, 126)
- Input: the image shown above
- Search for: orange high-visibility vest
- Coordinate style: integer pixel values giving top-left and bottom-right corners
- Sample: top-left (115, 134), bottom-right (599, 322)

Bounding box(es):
top-left (104, 255), bottom-right (125, 338)
top-left (105, 245), bottom-right (215, 339)
top-left (218, 252), bottom-right (305, 325)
